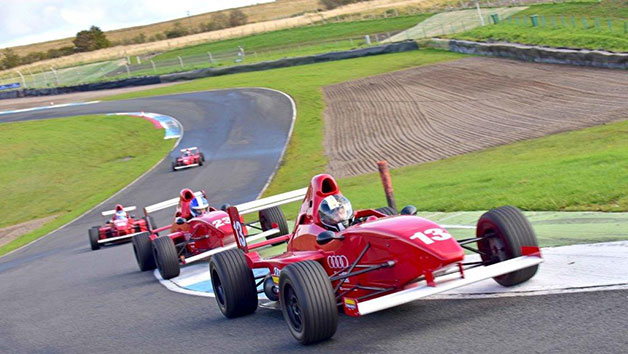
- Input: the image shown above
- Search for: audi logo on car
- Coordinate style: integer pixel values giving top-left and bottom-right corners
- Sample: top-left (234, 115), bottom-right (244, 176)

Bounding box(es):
top-left (327, 255), bottom-right (349, 269)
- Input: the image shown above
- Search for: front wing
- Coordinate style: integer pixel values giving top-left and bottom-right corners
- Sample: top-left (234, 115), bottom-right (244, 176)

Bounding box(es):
top-left (344, 254), bottom-right (543, 316)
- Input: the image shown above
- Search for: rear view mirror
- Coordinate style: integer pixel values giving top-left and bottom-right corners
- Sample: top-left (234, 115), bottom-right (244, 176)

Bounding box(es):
top-left (400, 205), bottom-right (417, 216)
top-left (317, 231), bottom-right (344, 245)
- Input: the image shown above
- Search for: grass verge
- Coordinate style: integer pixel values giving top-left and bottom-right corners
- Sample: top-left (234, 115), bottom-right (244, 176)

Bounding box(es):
top-left (0, 115), bottom-right (174, 256)
top-left (450, 1), bottom-right (628, 52)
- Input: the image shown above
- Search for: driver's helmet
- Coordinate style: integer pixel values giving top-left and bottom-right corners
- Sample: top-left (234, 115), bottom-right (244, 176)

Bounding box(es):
top-left (318, 194), bottom-right (354, 231)
top-left (184, 150), bottom-right (191, 157)
top-left (114, 210), bottom-right (127, 220)
top-left (190, 196), bottom-right (209, 217)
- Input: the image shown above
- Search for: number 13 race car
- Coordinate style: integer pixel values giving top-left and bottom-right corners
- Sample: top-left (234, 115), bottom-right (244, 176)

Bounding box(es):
top-left (172, 147), bottom-right (205, 171)
top-left (88, 204), bottom-right (152, 251)
top-left (209, 174), bottom-right (543, 344)
top-left (131, 189), bottom-right (293, 280)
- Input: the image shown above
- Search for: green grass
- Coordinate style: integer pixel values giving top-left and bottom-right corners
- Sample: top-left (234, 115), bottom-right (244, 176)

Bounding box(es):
top-left (338, 120), bottom-right (628, 213)
top-left (104, 49), bottom-right (465, 197)
top-left (0, 115), bottom-right (174, 256)
top-left (450, 1), bottom-right (628, 52)
top-left (152, 14), bottom-right (432, 62)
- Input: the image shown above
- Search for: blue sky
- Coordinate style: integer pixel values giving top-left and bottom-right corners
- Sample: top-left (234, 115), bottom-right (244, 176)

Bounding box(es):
top-left (0, 0), bottom-right (274, 48)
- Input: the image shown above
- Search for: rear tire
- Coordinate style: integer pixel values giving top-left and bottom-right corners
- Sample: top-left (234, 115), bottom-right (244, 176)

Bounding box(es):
top-left (200, 152), bottom-right (205, 162)
top-left (259, 206), bottom-right (289, 239)
top-left (133, 232), bottom-right (156, 271)
top-left (476, 206), bottom-right (539, 287)
top-left (376, 206), bottom-right (396, 216)
top-left (209, 249), bottom-right (258, 318)
top-left (279, 261), bottom-right (337, 344)
top-left (89, 227), bottom-right (101, 250)
top-left (171, 161), bottom-right (177, 171)
top-left (152, 237), bottom-right (180, 279)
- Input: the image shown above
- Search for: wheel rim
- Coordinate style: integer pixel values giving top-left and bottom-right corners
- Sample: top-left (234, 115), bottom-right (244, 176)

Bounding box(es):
top-left (284, 284), bottom-right (303, 332)
top-left (211, 270), bottom-right (226, 307)
top-left (481, 230), bottom-right (507, 263)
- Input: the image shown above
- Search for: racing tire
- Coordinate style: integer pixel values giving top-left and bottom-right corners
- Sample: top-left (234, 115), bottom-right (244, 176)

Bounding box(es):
top-left (376, 206), bottom-right (396, 216)
top-left (200, 152), bottom-right (205, 163)
top-left (143, 216), bottom-right (156, 232)
top-left (209, 249), bottom-right (258, 318)
top-left (152, 237), bottom-right (180, 280)
top-left (89, 227), bottom-right (101, 251)
top-left (259, 206), bottom-right (289, 240)
top-left (171, 161), bottom-right (177, 172)
top-left (132, 232), bottom-right (156, 271)
top-left (476, 206), bottom-right (539, 287)
top-left (279, 261), bottom-right (338, 344)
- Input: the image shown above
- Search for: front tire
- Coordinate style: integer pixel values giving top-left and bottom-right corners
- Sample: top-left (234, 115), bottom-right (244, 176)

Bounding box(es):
top-left (476, 206), bottom-right (539, 287)
top-left (209, 249), bottom-right (258, 318)
top-left (132, 232), bottom-right (156, 271)
top-left (259, 206), bottom-right (289, 239)
top-left (171, 161), bottom-right (177, 171)
top-left (279, 261), bottom-right (337, 344)
top-left (152, 237), bottom-right (180, 279)
top-left (89, 226), bottom-right (100, 250)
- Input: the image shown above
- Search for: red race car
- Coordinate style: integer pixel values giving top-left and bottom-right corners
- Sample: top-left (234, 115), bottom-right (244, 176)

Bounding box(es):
top-left (88, 204), bottom-right (153, 251)
top-left (211, 174), bottom-right (543, 344)
top-left (131, 189), bottom-right (292, 280)
top-left (172, 147), bottom-right (205, 171)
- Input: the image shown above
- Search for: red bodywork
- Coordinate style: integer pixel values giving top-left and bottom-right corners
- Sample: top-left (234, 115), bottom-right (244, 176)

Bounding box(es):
top-left (174, 147), bottom-right (202, 168)
top-left (150, 189), bottom-right (246, 262)
top-left (97, 204), bottom-right (149, 242)
top-left (234, 174), bottom-right (465, 316)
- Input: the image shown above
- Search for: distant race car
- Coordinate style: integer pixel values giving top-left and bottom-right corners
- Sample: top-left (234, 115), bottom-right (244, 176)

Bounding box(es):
top-left (88, 204), bottom-right (154, 251)
top-left (131, 189), bottom-right (291, 280)
top-left (172, 147), bottom-right (205, 171)
top-left (210, 174), bottom-right (543, 344)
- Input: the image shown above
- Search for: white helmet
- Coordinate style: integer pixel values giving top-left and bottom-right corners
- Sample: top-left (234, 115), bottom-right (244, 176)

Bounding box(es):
top-left (318, 194), bottom-right (354, 231)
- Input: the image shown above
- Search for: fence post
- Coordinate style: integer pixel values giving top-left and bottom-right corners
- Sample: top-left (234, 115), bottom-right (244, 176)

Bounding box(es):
top-left (474, 0), bottom-right (485, 26)
top-left (136, 56), bottom-right (141, 64)
top-left (125, 64), bottom-right (131, 77)
top-left (150, 60), bottom-right (156, 74)
top-left (207, 52), bottom-right (214, 64)
top-left (50, 67), bottom-right (59, 86)
top-left (365, 34), bottom-right (371, 45)
top-left (16, 71), bottom-right (26, 88)
top-left (178, 56), bottom-right (184, 69)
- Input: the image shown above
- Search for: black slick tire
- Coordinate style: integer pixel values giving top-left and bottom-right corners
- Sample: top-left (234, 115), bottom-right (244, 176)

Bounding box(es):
top-left (209, 249), bottom-right (258, 318)
top-left (152, 236), bottom-right (180, 279)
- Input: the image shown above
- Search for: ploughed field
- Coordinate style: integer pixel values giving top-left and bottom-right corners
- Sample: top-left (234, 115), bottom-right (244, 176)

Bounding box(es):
top-left (323, 57), bottom-right (628, 177)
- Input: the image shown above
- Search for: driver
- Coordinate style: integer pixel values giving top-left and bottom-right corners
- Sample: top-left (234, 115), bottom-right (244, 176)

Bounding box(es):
top-left (318, 194), bottom-right (354, 231)
top-left (183, 150), bottom-right (191, 157)
top-left (113, 210), bottom-right (128, 220)
top-left (190, 195), bottom-right (210, 218)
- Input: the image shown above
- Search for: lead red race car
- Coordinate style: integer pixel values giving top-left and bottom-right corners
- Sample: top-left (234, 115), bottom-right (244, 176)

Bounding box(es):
top-left (210, 174), bottom-right (543, 344)
top-left (131, 188), bottom-right (292, 280)
top-left (172, 147), bottom-right (205, 171)
top-left (88, 204), bottom-right (153, 251)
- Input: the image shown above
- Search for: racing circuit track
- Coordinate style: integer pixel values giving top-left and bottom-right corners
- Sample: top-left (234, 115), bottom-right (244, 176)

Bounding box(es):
top-left (0, 88), bottom-right (626, 353)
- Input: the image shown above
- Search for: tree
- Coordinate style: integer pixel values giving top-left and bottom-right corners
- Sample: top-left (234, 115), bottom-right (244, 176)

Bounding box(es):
top-left (1, 48), bottom-right (21, 69)
top-left (229, 9), bottom-right (248, 27)
top-left (73, 26), bottom-right (111, 52)
top-left (164, 22), bottom-right (189, 39)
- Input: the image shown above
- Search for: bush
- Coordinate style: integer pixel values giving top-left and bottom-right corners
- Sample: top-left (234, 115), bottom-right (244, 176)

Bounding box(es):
top-left (164, 22), bottom-right (189, 39)
top-left (320, 0), bottom-right (362, 10)
top-left (229, 9), bottom-right (248, 27)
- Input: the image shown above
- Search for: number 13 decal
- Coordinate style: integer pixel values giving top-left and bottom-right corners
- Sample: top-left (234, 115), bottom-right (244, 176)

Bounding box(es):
top-left (410, 228), bottom-right (452, 245)
top-left (233, 220), bottom-right (247, 248)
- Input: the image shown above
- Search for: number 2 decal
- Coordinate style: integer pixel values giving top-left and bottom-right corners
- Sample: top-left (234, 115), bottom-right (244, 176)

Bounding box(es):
top-left (410, 228), bottom-right (452, 245)
top-left (211, 217), bottom-right (231, 229)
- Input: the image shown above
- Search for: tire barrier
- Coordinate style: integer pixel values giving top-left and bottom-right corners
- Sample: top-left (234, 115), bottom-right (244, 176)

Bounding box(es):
top-left (436, 38), bottom-right (628, 69)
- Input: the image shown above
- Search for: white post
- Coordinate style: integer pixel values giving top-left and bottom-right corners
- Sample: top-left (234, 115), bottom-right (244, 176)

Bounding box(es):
top-left (365, 34), bottom-right (371, 45)
top-left (136, 56), bottom-right (141, 64)
top-left (125, 63), bottom-right (131, 76)
top-left (178, 56), bottom-right (184, 69)
top-left (475, 0), bottom-right (485, 26)
top-left (16, 71), bottom-right (26, 88)
top-left (150, 60), bottom-right (156, 74)
top-left (50, 67), bottom-right (59, 86)
top-left (208, 52), bottom-right (214, 64)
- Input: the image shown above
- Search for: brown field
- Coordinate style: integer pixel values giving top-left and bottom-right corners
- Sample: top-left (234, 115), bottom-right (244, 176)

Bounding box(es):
top-left (323, 57), bottom-right (628, 177)
top-left (1, 0), bottom-right (446, 74)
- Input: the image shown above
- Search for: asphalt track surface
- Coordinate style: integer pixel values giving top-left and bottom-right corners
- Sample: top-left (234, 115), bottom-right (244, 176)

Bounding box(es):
top-left (1, 89), bottom-right (626, 353)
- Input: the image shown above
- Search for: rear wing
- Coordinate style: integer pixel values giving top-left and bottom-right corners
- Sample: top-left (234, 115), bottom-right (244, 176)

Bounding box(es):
top-left (227, 188), bottom-right (308, 252)
top-left (102, 206), bottom-right (136, 216)
top-left (180, 147), bottom-right (198, 152)
top-left (143, 191), bottom-right (204, 216)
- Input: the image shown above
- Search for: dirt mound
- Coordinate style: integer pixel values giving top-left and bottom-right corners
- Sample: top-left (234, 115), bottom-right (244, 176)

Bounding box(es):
top-left (323, 57), bottom-right (628, 177)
